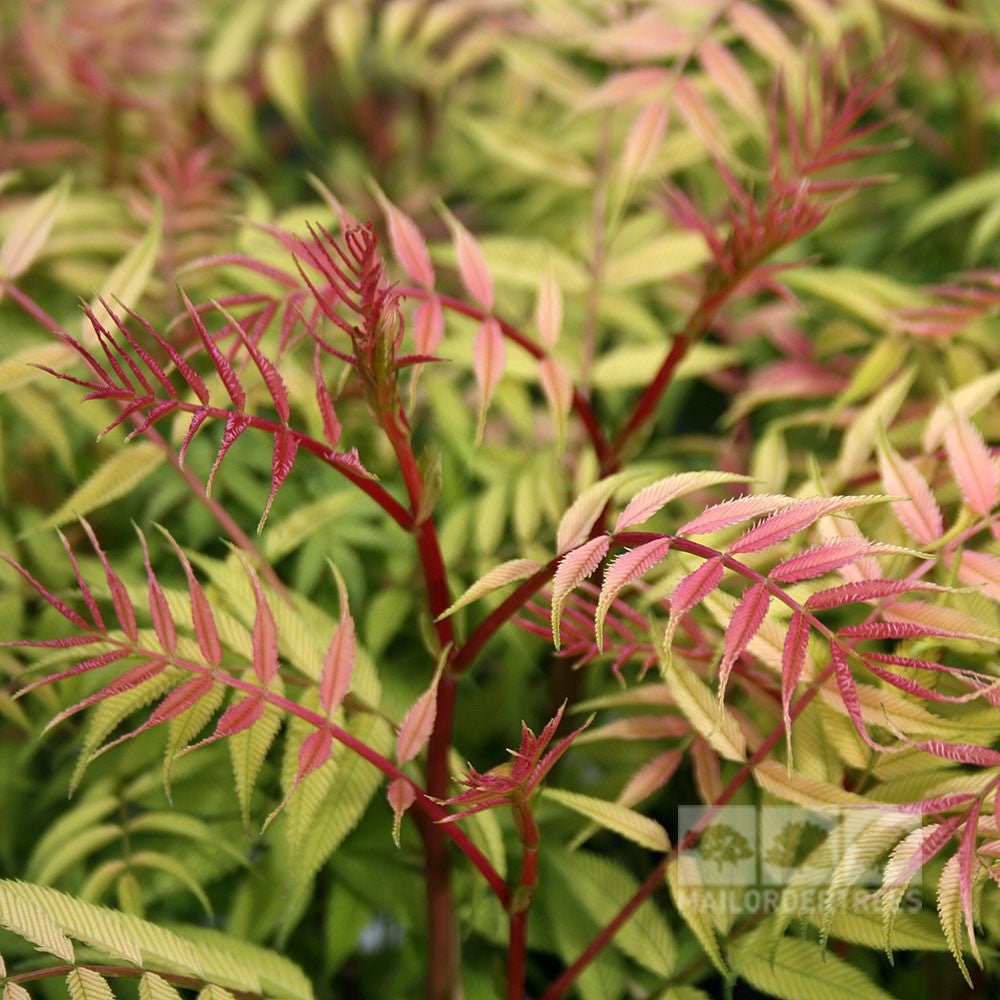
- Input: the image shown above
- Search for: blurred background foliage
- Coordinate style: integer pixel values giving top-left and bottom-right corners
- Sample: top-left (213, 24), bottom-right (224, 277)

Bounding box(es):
top-left (3, 1), bottom-right (1000, 998)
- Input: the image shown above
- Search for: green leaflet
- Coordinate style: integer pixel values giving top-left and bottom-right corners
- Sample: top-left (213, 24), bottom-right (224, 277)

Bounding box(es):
top-left (661, 655), bottom-right (746, 762)
top-left (66, 967), bottom-right (115, 1000)
top-left (902, 169), bottom-right (1000, 244)
top-left (164, 682), bottom-right (226, 788)
top-left (229, 683), bottom-right (283, 830)
top-left (937, 854), bottom-right (973, 986)
top-left (0, 881), bottom-right (75, 962)
top-left (139, 972), bottom-right (183, 1000)
top-left (665, 854), bottom-right (727, 977)
top-left (731, 926), bottom-right (896, 1000)
top-left (0, 174), bottom-right (72, 280)
top-left (547, 847), bottom-right (676, 976)
top-left (542, 788), bottom-right (670, 852)
top-left (38, 442), bottom-right (165, 532)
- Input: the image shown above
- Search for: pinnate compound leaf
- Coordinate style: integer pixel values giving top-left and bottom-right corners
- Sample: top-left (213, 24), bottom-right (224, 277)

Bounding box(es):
top-left (945, 414), bottom-right (998, 516)
top-left (615, 471), bottom-right (751, 531)
top-left (557, 470), bottom-right (643, 553)
top-left (677, 494), bottom-right (798, 536)
top-left (595, 538), bottom-right (672, 650)
top-left (876, 440), bottom-right (943, 544)
top-left (551, 536), bottom-right (610, 649)
top-left (717, 582), bottom-right (770, 700)
top-left (437, 558), bottom-right (541, 619)
top-left (542, 788), bottom-right (669, 852)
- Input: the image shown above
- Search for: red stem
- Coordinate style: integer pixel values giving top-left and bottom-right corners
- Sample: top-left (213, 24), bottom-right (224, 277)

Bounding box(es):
top-left (507, 805), bottom-right (541, 1000)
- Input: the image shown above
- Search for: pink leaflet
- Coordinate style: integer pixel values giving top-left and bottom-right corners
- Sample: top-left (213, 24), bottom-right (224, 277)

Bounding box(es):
top-left (42, 660), bottom-right (165, 731)
top-left (79, 520), bottom-right (137, 641)
top-left (698, 39), bottom-right (764, 126)
top-left (320, 578), bottom-right (355, 715)
top-left (160, 528), bottom-right (223, 668)
top-left (831, 643), bottom-right (886, 751)
top-left (882, 816), bottom-right (963, 891)
top-left (580, 67), bottom-right (669, 109)
top-left (179, 410), bottom-right (210, 467)
top-left (248, 571), bottom-right (278, 685)
top-left (230, 309), bottom-right (291, 424)
top-left (596, 538), bottom-right (672, 649)
top-left (148, 676), bottom-right (215, 727)
top-left (207, 414), bottom-right (251, 495)
top-left (952, 549), bottom-right (1000, 602)
top-left (781, 610), bottom-right (809, 749)
top-left (313, 344), bottom-right (342, 449)
top-left (958, 798), bottom-right (982, 953)
top-left (622, 101), bottom-right (669, 180)
top-left (56, 529), bottom-right (104, 632)
top-left (615, 471), bottom-right (750, 531)
top-left (771, 540), bottom-right (884, 584)
top-left (297, 728), bottom-right (333, 781)
top-left (945, 414), bottom-right (998, 516)
top-left (668, 557), bottom-right (724, 633)
top-left (136, 527), bottom-right (176, 653)
top-left (551, 536), bottom-right (611, 649)
top-left (805, 578), bottom-right (944, 611)
top-left (473, 317), bottom-right (505, 414)
top-left (728, 496), bottom-right (878, 555)
top-left (677, 494), bottom-right (796, 536)
top-left (397, 676), bottom-right (439, 765)
top-left (388, 777), bottom-right (417, 846)
top-left (185, 695), bottom-right (265, 753)
top-left (877, 445), bottom-right (942, 545)
top-left (412, 295), bottom-right (444, 354)
top-left (913, 740), bottom-right (1000, 767)
top-left (619, 748), bottom-right (684, 807)
top-left (182, 292), bottom-right (246, 410)
top-left (718, 582), bottom-right (770, 700)
top-left (838, 620), bottom-right (976, 642)
top-left (259, 426), bottom-right (299, 533)
top-left (382, 201), bottom-right (434, 288)
top-left (22, 647), bottom-right (137, 699)
top-left (123, 301), bottom-right (210, 406)
top-left (538, 357), bottom-right (573, 431)
top-left (0, 554), bottom-right (90, 631)
top-left (452, 223), bottom-right (494, 310)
